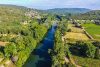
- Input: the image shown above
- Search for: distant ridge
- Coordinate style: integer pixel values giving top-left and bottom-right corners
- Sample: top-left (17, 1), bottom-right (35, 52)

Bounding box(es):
top-left (44, 8), bottom-right (91, 14)
top-left (0, 4), bottom-right (91, 15)
top-left (72, 10), bottom-right (100, 20)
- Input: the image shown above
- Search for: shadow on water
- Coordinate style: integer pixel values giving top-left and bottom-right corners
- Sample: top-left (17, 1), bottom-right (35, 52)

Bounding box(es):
top-left (24, 24), bottom-right (57, 67)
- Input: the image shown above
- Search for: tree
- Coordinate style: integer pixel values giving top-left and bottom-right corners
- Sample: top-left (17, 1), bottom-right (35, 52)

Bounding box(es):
top-left (4, 43), bottom-right (17, 58)
top-left (51, 29), bottom-right (66, 67)
top-left (85, 42), bottom-right (96, 58)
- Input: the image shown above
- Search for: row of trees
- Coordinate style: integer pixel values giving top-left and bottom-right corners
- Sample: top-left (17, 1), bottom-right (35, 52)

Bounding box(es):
top-left (50, 29), bottom-right (66, 67)
top-left (49, 19), bottom-right (72, 67)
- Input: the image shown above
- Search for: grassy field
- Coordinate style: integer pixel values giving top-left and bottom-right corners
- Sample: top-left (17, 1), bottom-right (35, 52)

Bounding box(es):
top-left (65, 32), bottom-right (89, 41)
top-left (68, 24), bottom-right (84, 33)
top-left (63, 23), bottom-right (89, 41)
top-left (72, 55), bottom-right (100, 67)
top-left (82, 23), bottom-right (100, 40)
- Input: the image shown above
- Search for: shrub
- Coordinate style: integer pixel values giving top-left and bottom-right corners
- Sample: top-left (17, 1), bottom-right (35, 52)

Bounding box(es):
top-left (4, 43), bottom-right (17, 58)
top-left (85, 42), bottom-right (96, 58)
top-left (93, 41), bottom-right (100, 48)
top-left (70, 41), bottom-right (97, 58)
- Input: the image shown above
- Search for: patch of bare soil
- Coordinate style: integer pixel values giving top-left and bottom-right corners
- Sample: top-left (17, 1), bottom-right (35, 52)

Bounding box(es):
top-left (0, 41), bottom-right (8, 46)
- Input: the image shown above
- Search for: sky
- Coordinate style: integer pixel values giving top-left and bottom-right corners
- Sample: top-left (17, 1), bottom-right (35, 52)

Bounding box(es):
top-left (0, 0), bottom-right (100, 10)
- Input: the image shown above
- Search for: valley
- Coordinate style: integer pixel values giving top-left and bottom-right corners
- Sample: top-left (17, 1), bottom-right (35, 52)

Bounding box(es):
top-left (0, 4), bottom-right (99, 67)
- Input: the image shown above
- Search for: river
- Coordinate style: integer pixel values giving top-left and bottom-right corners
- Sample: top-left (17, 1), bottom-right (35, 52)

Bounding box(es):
top-left (24, 24), bottom-right (57, 67)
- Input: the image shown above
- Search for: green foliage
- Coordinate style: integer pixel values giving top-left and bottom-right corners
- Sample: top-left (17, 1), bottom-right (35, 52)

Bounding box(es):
top-left (58, 20), bottom-right (68, 35)
top-left (0, 5), bottom-right (53, 67)
top-left (4, 43), bottom-right (17, 58)
top-left (70, 41), bottom-right (97, 58)
top-left (51, 30), bottom-right (65, 67)
top-left (30, 22), bottom-right (48, 41)
top-left (85, 42), bottom-right (96, 58)
top-left (45, 8), bottom-right (90, 15)
top-left (76, 41), bottom-right (87, 56)
top-left (50, 27), bottom-right (70, 67)
top-left (82, 23), bottom-right (100, 39)
top-left (72, 10), bottom-right (100, 20)
top-left (15, 50), bottom-right (29, 67)
top-left (72, 55), bottom-right (100, 67)
top-left (0, 5), bottom-right (26, 23)
top-left (93, 41), bottom-right (100, 48)
top-left (0, 36), bottom-right (10, 42)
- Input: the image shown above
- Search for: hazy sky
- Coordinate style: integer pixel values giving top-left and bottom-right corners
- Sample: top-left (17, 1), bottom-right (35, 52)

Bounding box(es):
top-left (0, 0), bottom-right (99, 9)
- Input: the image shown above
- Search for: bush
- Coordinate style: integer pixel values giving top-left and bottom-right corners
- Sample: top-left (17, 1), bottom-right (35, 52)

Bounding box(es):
top-left (70, 41), bottom-right (97, 58)
top-left (93, 41), bottom-right (100, 48)
top-left (85, 42), bottom-right (96, 58)
top-left (4, 43), bottom-right (17, 58)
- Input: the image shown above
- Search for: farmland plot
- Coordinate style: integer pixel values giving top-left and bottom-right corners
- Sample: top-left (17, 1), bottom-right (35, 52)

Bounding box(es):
top-left (82, 23), bottom-right (100, 40)
top-left (63, 24), bottom-right (90, 41)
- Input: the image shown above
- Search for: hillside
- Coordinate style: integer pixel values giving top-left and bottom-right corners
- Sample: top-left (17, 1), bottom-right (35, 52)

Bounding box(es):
top-left (0, 4), bottom-right (99, 67)
top-left (44, 8), bottom-right (91, 15)
top-left (0, 4), bottom-right (40, 23)
top-left (72, 10), bottom-right (100, 20)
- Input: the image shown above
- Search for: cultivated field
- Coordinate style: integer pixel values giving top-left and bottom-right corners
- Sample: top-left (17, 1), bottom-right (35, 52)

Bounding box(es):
top-left (63, 23), bottom-right (90, 41)
top-left (65, 32), bottom-right (89, 40)
top-left (82, 23), bottom-right (100, 40)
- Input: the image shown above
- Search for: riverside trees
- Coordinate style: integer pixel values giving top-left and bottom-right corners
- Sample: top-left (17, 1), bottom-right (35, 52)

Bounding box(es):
top-left (0, 16), bottom-right (51, 67)
top-left (49, 19), bottom-right (71, 67)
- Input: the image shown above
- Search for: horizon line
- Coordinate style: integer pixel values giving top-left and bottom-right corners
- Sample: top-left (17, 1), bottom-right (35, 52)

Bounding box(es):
top-left (0, 4), bottom-right (99, 10)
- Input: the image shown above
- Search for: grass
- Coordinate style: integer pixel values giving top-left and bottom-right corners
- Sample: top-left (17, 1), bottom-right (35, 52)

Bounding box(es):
top-left (65, 32), bottom-right (89, 40)
top-left (64, 23), bottom-right (89, 41)
top-left (82, 23), bottom-right (100, 40)
top-left (72, 55), bottom-right (100, 67)
top-left (68, 24), bottom-right (83, 33)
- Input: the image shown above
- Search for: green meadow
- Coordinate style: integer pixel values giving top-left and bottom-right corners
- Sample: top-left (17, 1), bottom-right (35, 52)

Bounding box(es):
top-left (82, 23), bottom-right (100, 40)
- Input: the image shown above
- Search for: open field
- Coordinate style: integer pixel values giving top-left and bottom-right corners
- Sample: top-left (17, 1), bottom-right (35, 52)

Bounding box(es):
top-left (72, 55), bottom-right (100, 67)
top-left (63, 23), bottom-right (90, 41)
top-left (82, 23), bottom-right (100, 40)
top-left (68, 24), bottom-right (84, 33)
top-left (65, 32), bottom-right (89, 41)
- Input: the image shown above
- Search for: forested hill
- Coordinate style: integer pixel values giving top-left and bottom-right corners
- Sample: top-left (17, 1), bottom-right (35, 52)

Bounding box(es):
top-left (0, 4), bottom-right (40, 23)
top-left (72, 10), bottom-right (100, 20)
top-left (44, 8), bottom-right (91, 15)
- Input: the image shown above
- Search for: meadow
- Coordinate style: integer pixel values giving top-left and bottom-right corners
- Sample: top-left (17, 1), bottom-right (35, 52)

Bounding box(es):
top-left (63, 23), bottom-right (89, 41)
top-left (82, 23), bottom-right (100, 40)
